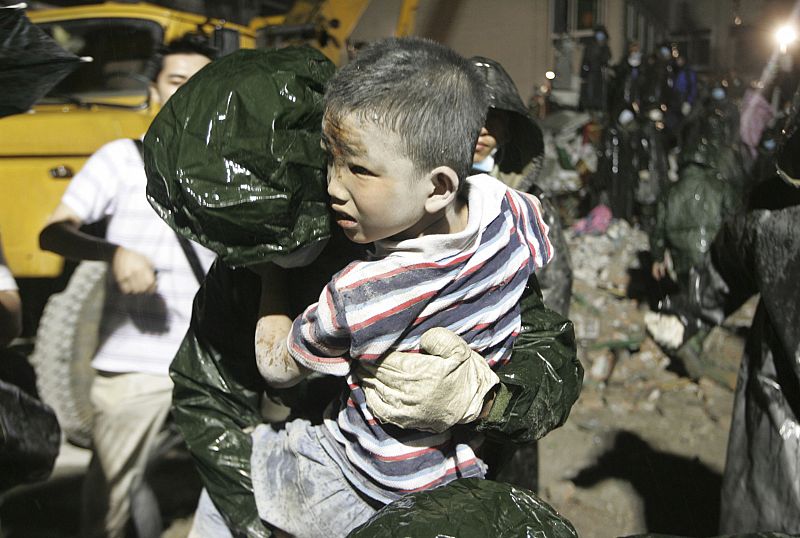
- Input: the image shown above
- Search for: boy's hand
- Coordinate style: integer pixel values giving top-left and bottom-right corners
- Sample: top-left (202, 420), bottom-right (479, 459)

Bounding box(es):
top-left (359, 327), bottom-right (499, 433)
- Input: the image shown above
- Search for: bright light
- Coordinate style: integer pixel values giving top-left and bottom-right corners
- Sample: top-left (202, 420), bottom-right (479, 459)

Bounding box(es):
top-left (545, 71), bottom-right (556, 80)
top-left (775, 24), bottom-right (798, 53)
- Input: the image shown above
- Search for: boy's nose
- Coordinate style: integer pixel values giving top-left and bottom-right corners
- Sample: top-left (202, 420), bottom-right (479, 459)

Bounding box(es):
top-left (327, 167), bottom-right (347, 202)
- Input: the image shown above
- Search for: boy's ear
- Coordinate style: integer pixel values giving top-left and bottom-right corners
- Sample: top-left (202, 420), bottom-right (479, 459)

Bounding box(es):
top-left (424, 166), bottom-right (460, 214)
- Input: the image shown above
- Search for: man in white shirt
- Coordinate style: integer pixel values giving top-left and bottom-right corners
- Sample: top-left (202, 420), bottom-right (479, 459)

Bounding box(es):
top-left (0, 233), bottom-right (21, 349)
top-left (39, 35), bottom-right (217, 538)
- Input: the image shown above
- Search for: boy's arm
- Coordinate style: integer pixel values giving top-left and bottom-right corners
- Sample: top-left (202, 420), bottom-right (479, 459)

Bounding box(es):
top-left (284, 274), bottom-right (352, 377)
top-left (518, 191), bottom-right (555, 268)
top-left (253, 263), bottom-right (310, 388)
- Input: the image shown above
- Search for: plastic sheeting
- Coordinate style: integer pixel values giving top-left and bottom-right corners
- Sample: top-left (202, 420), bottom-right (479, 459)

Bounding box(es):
top-left (0, 378), bottom-right (60, 492)
top-left (144, 47), bottom-right (334, 268)
top-left (347, 478), bottom-right (578, 538)
top-left (0, 5), bottom-right (83, 117)
top-left (665, 170), bottom-right (800, 531)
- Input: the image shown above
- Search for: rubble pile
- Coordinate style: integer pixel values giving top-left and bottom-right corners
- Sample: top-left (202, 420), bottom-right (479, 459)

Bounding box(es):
top-left (537, 110), bottom-right (595, 195)
top-left (535, 218), bottom-right (743, 538)
top-left (567, 219), bottom-right (649, 290)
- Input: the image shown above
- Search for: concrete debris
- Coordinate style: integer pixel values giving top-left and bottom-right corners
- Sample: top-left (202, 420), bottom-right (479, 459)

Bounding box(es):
top-left (540, 206), bottom-right (750, 536)
top-left (566, 219), bottom-right (649, 289)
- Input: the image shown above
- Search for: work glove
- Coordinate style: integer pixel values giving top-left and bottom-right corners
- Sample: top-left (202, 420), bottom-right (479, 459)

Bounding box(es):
top-left (359, 327), bottom-right (500, 433)
top-left (644, 311), bottom-right (685, 350)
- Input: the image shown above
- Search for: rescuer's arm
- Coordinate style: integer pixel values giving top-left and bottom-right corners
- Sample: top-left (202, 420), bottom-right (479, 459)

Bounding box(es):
top-left (39, 203), bottom-right (156, 294)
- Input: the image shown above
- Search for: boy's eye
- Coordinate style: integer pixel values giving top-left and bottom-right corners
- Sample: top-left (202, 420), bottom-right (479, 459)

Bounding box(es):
top-left (349, 165), bottom-right (375, 176)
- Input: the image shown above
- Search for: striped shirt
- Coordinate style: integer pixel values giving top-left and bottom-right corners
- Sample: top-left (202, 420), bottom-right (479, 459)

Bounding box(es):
top-left (288, 174), bottom-right (553, 500)
top-left (62, 139), bottom-right (215, 375)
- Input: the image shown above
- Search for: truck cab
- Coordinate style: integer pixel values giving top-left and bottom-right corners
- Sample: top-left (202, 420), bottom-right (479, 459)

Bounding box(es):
top-left (0, 3), bottom-right (258, 284)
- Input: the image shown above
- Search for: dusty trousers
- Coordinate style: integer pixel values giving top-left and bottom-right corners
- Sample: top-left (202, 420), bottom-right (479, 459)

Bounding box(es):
top-left (81, 372), bottom-right (173, 538)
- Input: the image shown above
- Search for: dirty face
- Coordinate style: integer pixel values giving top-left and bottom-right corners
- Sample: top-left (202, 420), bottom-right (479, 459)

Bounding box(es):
top-left (473, 109), bottom-right (509, 163)
top-left (151, 52), bottom-right (212, 106)
top-left (322, 112), bottom-right (431, 244)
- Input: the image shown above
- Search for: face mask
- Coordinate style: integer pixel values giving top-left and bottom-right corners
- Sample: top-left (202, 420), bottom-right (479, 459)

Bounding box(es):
top-left (628, 51), bottom-right (642, 67)
top-left (711, 87), bottom-right (726, 101)
top-left (596, 32), bottom-right (606, 42)
top-left (618, 109), bottom-right (635, 126)
top-left (659, 47), bottom-right (671, 59)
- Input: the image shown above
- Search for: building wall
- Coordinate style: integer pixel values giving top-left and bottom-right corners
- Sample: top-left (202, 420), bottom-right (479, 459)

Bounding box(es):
top-left (667, 0), bottom-right (781, 79)
top-left (352, 0), bottom-right (553, 104)
top-left (350, 0), bottom-right (783, 103)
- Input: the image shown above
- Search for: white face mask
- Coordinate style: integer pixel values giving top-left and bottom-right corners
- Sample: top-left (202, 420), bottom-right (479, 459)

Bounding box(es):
top-left (595, 32), bottom-right (607, 42)
top-left (711, 87), bottom-right (726, 101)
top-left (618, 109), bottom-right (635, 126)
top-left (628, 51), bottom-right (642, 67)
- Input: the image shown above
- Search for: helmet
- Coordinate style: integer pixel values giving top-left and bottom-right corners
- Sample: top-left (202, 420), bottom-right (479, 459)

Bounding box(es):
top-left (470, 56), bottom-right (544, 175)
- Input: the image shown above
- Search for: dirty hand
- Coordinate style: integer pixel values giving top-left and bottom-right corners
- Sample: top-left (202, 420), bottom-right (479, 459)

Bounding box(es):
top-left (111, 246), bottom-right (157, 294)
top-left (651, 261), bottom-right (667, 281)
top-left (359, 327), bottom-right (499, 433)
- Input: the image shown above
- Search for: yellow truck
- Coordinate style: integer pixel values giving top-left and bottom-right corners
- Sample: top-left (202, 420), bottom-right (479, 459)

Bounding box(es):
top-left (0, 3), bottom-right (271, 281)
top-left (0, 0), bottom-right (390, 327)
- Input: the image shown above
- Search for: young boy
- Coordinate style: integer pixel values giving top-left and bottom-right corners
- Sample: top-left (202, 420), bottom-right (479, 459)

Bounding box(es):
top-left (252, 37), bottom-right (553, 537)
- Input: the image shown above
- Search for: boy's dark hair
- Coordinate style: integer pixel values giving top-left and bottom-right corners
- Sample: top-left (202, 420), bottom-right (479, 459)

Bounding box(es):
top-left (145, 33), bottom-right (218, 82)
top-left (324, 37), bottom-right (488, 181)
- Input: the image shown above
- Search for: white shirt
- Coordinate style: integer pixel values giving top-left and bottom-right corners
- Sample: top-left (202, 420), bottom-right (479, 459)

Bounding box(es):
top-left (0, 264), bottom-right (17, 292)
top-left (62, 139), bottom-right (215, 375)
top-left (0, 234), bottom-right (17, 292)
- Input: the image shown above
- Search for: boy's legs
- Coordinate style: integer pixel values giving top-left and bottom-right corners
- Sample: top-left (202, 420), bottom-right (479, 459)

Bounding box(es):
top-left (81, 372), bottom-right (173, 538)
top-left (251, 419), bottom-right (378, 538)
top-left (188, 489), bottom-right (234, 538)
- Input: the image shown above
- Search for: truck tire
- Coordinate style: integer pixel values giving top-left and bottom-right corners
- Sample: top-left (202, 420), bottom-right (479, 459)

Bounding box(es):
top-left (29, 261), bottom-right (107, 448)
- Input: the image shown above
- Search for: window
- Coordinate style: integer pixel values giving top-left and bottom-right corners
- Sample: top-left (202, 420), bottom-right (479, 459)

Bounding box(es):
top-left (576, 0), bottom-right (599, 30)
top-left (670, 30), bottom-right (712, 71)
top-left (37, 18), bottom-right (163, 101)
top-left (551, 0), bottom-right (603, 35)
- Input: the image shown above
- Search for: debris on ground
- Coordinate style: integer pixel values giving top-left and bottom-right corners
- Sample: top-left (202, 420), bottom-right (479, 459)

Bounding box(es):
top-left (537, 218), bottom-right (749, 538)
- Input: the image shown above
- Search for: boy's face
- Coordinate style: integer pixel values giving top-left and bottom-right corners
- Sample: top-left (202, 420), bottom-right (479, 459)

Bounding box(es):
top-left (322, 113), bottom-right (431, 244)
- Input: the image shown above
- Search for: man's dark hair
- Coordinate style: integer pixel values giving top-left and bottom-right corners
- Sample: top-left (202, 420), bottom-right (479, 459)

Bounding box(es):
top-left (324, 37), bottom-right (488, 180)
top-left (145, 33), bottom-right (218, 82)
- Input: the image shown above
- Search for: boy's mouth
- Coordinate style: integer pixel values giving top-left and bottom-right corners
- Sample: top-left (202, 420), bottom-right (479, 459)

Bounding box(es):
top-left (332, 209), bottom-right (358, 229)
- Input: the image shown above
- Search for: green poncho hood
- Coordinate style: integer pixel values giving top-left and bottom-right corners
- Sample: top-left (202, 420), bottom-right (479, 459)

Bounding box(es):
top-left (144, 46), bottom-right (334, 267)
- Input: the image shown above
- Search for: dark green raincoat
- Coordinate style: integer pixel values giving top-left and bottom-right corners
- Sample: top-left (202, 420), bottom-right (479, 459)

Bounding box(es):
top-left (650, 97), bottom-right (744, 284)
top-left (348, 478), bottom-right (578, 538)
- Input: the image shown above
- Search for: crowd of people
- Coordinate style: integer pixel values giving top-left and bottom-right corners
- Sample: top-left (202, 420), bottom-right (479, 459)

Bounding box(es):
top-left (0, 21), bottom-right (799, 538)
top-left (575, 29), bottom-right (800, 535)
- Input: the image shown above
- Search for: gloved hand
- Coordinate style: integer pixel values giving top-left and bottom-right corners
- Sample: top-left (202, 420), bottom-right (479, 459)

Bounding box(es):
top-left (644, 311), bottom-right (685, 350)
top-left (358, 328), bottom-right (500, 433)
